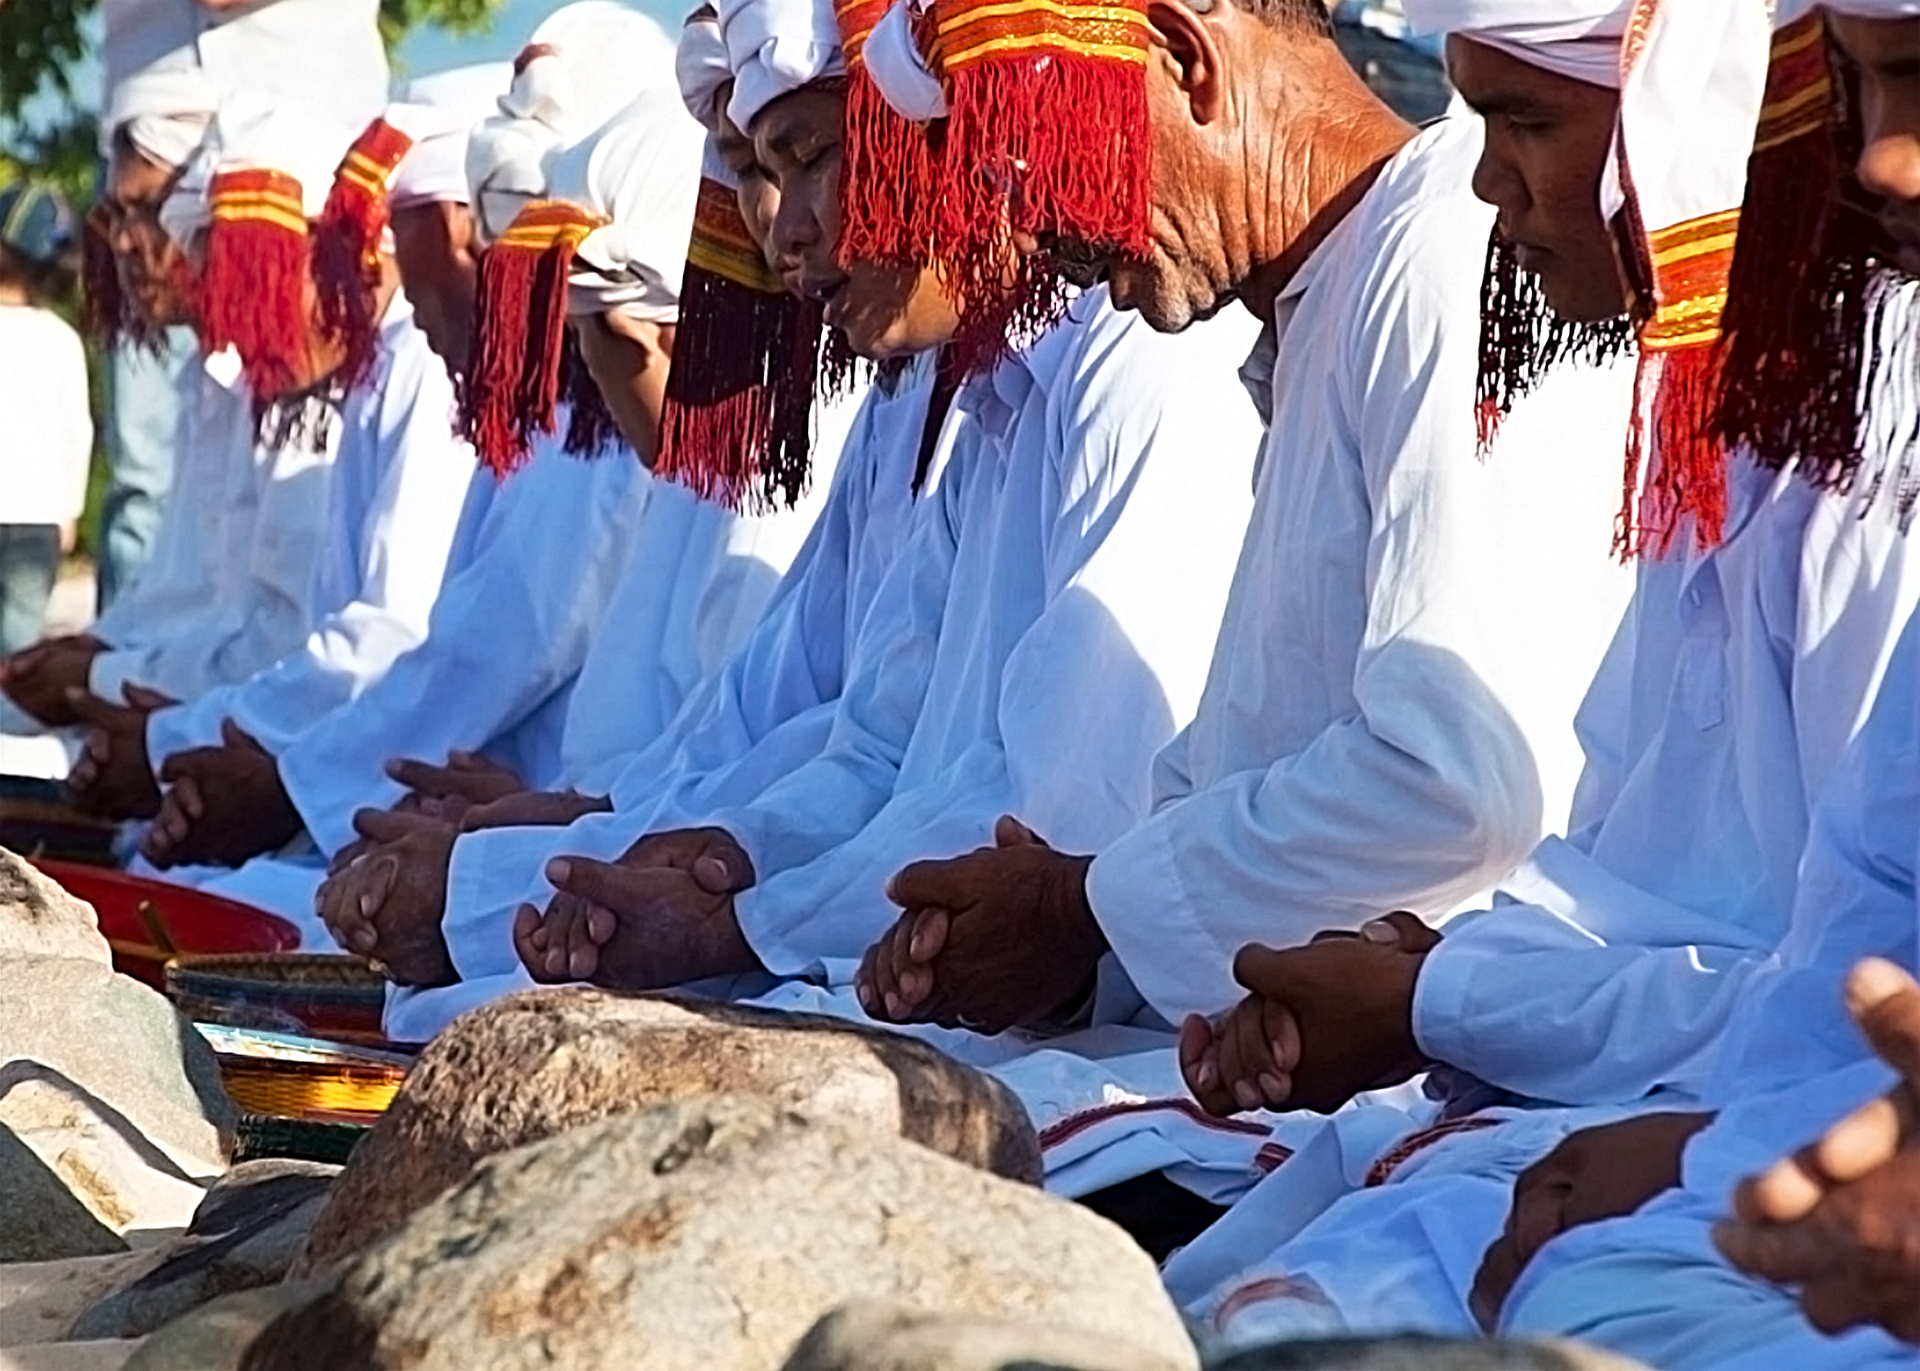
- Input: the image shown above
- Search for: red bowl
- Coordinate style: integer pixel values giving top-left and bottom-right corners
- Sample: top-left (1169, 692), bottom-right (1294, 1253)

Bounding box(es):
top-left (29, 858), bottom-right (301, 989)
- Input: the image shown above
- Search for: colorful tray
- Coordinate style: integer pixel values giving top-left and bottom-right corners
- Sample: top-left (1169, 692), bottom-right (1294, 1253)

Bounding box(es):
top-left (196, 1025), bottom-right (414, 1166)
top-left (166, 951), bottom-right (390, 1044)
top-left (30, 859), bottom-right (302, 989)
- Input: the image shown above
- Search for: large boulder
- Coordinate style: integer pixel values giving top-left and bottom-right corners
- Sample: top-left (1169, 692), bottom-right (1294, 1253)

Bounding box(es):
top-left (0, 1125), bottom-right (127, 1264)
top-left (0, 957), bottom-right (234, 1235)
top-left (0, 1255), bottom-right (156, 1350)
top-left (296, 990), bottom-right (1041, 1272)
top-left (783, 1303), bottom-right (1194, 1371)
top-left (117, 1284), bottom-right (331, 1371)
top-left (0, 851), bottom-right (108, 966)
top-left (250, 1094), bottom-right (1196, 1371)
top-left (68, 1162), bottom-right (337, 1341)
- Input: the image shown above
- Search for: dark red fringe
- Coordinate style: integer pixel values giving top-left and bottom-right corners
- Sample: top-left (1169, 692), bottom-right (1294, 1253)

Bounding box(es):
top-left (311, 202), bottom-right (385, 391)
top-left (200, 218), bottom-right (312, 399)
top-left (461, 239), bottom-right (578, 476)
top-left (80, 209), bottom-right (153, 351)
top-left (839, 69), bottom-right (937, 268)
top-left (655, 261), bottom-right (825, 512)
top-left (1618, 344), bottom-right (1729, 560)
top-left (1715, 85), bottom-right (1874, 491)
top-left (933, 57), bottom-right (1150, 346)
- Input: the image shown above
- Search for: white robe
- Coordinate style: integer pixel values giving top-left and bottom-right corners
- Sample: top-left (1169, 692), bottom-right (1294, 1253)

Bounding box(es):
top-left (86, 347), bottom-right (329, 706)
top-left (399, 290), bottom-right (1264, 1028)
top-left (1085, 115), bottom-right (1638, 1024)
top-left (142, 292), bottom-right (478, 767)
top-left (1161, 304), bottom-right (1920, 1344)
top-left (273, 431), bottom-right (649, 857)
top-left (386, 362), bottom-right (938, 1036)
top-left (1501, 600), bottom-right (1920, 1370)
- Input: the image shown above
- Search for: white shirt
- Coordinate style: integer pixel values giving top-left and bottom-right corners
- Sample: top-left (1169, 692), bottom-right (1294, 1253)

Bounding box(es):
top-left (143, 291), bottom-right (478, 765)
top-left (400, 359), bottom-right (937, 1030)
top-left (712, 289), bottom-right (1265, 977)
top-left (1414, 453), bottom-right (1920, 1107)
top-left (89, 346), bottom-right (334, 706)
top-left (275, 428), bottom-right (648, 856)
top-left (0, 303), bottom-right (92, 528)
top-left (1086, 116), bottom-right (1637, 1023)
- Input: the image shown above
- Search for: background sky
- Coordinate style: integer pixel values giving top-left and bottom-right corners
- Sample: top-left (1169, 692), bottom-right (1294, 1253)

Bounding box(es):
top-left (401, 0), bottom-right (681, 78)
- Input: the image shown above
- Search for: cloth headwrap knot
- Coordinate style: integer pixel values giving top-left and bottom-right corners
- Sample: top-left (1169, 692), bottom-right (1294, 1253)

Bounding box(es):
top-left (720, 0), bottom-right (847, 131)
top-left (467, 3), bottom-right (680, 245)
top-left (461, 90), bottom-right (702, 475)
top-left (678, 7), bottom-right (734, 130)
top-left (312, 64), bottom-right (512, 395)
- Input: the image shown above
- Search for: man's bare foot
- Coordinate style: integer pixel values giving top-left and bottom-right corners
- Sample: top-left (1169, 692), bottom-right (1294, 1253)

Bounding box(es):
top-left (142, 720), bottom-right (300, 868)
top-left (313, 809), bottom-right (458, 985)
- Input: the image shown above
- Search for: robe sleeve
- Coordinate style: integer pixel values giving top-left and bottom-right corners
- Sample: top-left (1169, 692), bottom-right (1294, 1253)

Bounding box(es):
top-left (730, 310), bottom-right (1262, 976)
top-left (146, 326), bottom-right (476, 767)
top-left (1414, 515), bottom-right (1920, 1105)
top-left (1087, 217), bottom-right (1565, 1023)
top-left (438, 426), bottom-right (887, 984)
top-left (275, 450), bottom-right (646, 857)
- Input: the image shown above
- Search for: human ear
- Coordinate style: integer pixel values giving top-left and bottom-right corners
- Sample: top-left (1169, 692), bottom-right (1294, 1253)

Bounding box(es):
top-left (1145, 0), bottom-right (1226, 126)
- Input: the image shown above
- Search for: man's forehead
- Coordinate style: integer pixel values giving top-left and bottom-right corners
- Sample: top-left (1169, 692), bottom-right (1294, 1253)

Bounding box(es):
top-left (1446, 35), bottom-right (1603, 112)
top-left (750, 87), bottom-right (841, 151)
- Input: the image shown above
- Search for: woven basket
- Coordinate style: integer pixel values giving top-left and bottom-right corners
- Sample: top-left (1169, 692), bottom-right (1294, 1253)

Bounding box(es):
top-left (167, 952), bottom-right (389, 1044)
top-left (198, 1025), bottom-right (412, 1165)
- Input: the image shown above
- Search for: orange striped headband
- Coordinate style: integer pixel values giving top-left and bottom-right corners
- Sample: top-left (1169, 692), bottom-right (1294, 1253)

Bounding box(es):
top-left (687, 180), bottom-right (784, 295)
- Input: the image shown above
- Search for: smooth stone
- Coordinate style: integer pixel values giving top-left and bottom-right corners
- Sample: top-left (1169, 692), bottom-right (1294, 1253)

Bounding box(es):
top-left (297, 989), bottom-right (1041, 1273)
top-left (782, 1302), bottom-right (1195, 1371)
top-left (255, 1094), bottom-right (1194, 1371)
top-left (0, 850), bottom-right (108, 967)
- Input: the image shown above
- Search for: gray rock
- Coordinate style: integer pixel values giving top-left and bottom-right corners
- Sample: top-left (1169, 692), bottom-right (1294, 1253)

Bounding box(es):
top-left (0, 1124), bottom-right (128, 1263)
top-left (118, 1282), bottom-right (333, 1371)
top-left (68, 1162), bottom-right (337, 1340)
top-left (783, 1303), bottom-right (1194, 1371)
top-left (251, 1094), bottom-right (1196, 1371)
top-left (0, 1340), bottom-right (146, 1370)
top-left (297, 989), bottom-right (1041, 1273)
top-left (0, 1252), bottom-right (159, 1348)
top-left (0, 957), bottom-right (235, 1235)
top-left (0, 849), bottom-right (108, 966)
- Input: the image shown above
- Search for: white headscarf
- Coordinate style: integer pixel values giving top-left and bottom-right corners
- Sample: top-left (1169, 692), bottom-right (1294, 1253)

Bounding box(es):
top-left (1401, 0), bottom-right (1632, 86)
top-left (678, 7), bottom-right (734, 133)
top-left (466, 2), bottom-right (680, 242)
top-left (545, 88), bottom-right (706, 319)
top-left (864, 0), bottom-right (947, 120)
top-left (719, 0), bottom-right (845, 132)
top-left (388, 64), bottom-right (516, 209)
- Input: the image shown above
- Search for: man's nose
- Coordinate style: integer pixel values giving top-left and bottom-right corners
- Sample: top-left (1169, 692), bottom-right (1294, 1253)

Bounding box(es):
top-left (1856, 129), bottom-right (1920, 207)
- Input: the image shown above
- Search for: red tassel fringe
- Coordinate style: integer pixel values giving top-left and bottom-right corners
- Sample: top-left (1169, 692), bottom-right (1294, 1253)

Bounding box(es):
top-left (839, 70), bottom-right (937, 268)
top-left (201, 211), bottom-right (312, 400)
top-left (933, 56), bottom-right (1151, 346)
top-left (461, 237), bottom-right (579, 476)
top-left (313, 120), bottom-right (413, 391)
top-left (1617, 344), bottom-right (1728, 561)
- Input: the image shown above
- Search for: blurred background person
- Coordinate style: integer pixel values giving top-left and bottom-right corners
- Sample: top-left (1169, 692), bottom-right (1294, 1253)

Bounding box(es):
top-left (0, 181), bottom-right (92, 656)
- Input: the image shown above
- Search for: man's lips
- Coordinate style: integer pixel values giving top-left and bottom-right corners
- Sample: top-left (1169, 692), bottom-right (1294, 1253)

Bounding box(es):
top-left (791, 272), bottom-right (848, 306)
